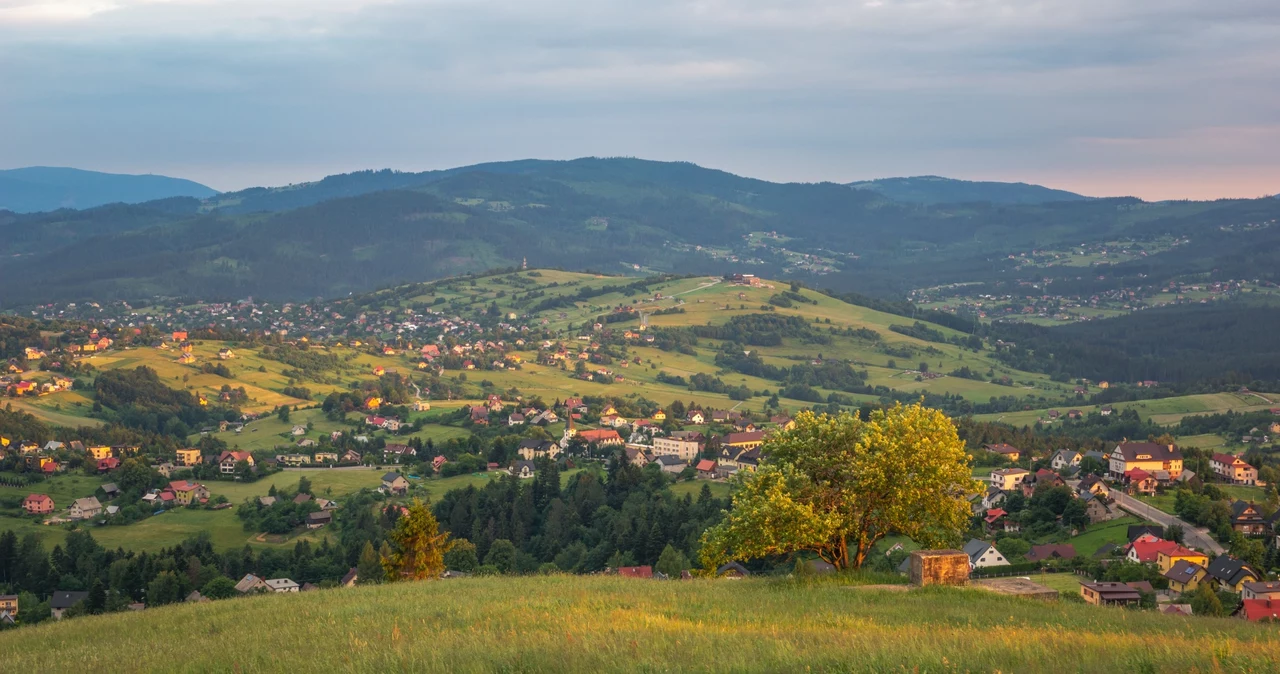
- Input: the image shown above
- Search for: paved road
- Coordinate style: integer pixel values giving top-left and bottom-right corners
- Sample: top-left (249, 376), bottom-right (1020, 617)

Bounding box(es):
top-left (1109, 490), bottom-right (1225, 555)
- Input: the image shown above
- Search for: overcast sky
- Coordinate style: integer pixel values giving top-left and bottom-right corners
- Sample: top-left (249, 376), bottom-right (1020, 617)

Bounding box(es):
top-left (2, 0), bottom-right (1278, 200)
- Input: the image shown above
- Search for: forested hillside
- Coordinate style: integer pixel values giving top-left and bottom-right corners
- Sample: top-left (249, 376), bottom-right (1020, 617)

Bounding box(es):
top-left (2, 158), bottom-right (1278, 307)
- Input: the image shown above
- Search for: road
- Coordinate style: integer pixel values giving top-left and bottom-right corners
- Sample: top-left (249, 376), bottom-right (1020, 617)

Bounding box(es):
top-left (1109, 490), bottom-right (1224, 555)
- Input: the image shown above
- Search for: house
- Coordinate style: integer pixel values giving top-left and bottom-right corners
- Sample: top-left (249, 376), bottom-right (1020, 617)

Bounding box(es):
top-left (1033, 468), bottom-right (1065, 487)
top-left (1156, 545), bottom-right (1208, 573)
top-left (23, 493), bottom-right (54, 515)
top-left (1079, 581), bottom-right (1141, 606)
top-left (624, 446), bottom-right (649, 468)
top-left (1050, 450), bottom-right (1081, 471)
top-left (218, 451), bottom-right (254, 474)
top-left (0, 594), bottom-right (17, 622)
top-left (341, 449), bottom-right (363, 464)
top-left (1109, 442), bottom-right (1182, 481)
top-left (990, 468), bottom-right (1030, 490)
top-left (1077, 474), bottom-right (1110, 498)
top-left (686, 410), bottom-right (705, 424)
top-left (695, 459), bottom-right (718, 479)
top-left (100, 483), bottom-right (120, 499)
top-left (1163, 560), bottom-right (1209, 594)
top-left (87, 445), bottom-right (113, 461)
top-left (1210, 453), bottom-right (1257, 485)
top-left (306, 511), bottom-right (332, 529)
top-left (412, 399), bottom-right (431, 412)
top-left (176, 448), bottom-right (202, 467)
top-left (509, 460), bottom-right (536, 479)
top-left (235, 574), bottom-right (268, 594)
top-left (517, 439), bottom-right (560, 461)
top-left (1126, 538), bottom-right (1182, 565)
top-left (265, 578), bottom-right (300, 593)
top-left (470, 406), bottom-right (490, 424)
top-left (97, 457), bottom-right (120, 473)
top-left (1242, 581), bottom-right (1280, 601)
top-left (1080, 492), bottom-right (1115, 523)
top-left (653, 455), bottom-right (687, 475)
top-left (651, 409), bottom-right (667, 422)
top-left (1024, 544), bottom-right (1076, 563)
top-left (218, 348), bottom-right (235, 360)
top-left (507, 413), bottom-right (526, 426)
top-left (1230, 501), bottom-right (1267, 535)
top-left (962, 539), bottom-right (1009, 569)
top-left (69, 496), bottom-right (102, 520)
top-left (384, 444), bottom-right (416, 461)
top-left (381, 472), bottom-right (409, 496)
top-left (1123, 468), bottom-right (1157, 495)
top-left (314, 452), bottom-right (339, 464)
top-left (652, 436), bottom-right (702, 462)
top-left (432, 455), bottom-right (448, 472)
top-left (50, 591), bottom-right (89, 619)
top-left (258, 496), bottom-right (277, 507)
top-left (983, 444), bottom-right (1022, 462)
top-left (155, 460), bottom-right (176, 478)
top-left (576, 429), bottom-right (624, 447)
top-left (771, 415), bottom-right (796, 431)
top-left (341, 568), bottom-right (359, 588)
top-left (1238, 599), bottom-right (1280, 623)
top-left (1206, 555), bottom-right (1261, 592)
top-left (981, 486), bottom-right (1006, 510)
top-left (723, 431), bottom-right (766, 451)
top-left (616, 566), bottom-right (653, 578)
top-left (290, 425), bottom-right (307, 436)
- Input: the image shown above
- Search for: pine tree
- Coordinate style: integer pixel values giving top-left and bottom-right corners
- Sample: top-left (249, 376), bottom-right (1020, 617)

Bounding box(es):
top-left (356, 541), bottom-right (384, 585)
top-left (87, 579), bottom-right (107, 614)
top-left (381, 499), bottom-right (452, 581)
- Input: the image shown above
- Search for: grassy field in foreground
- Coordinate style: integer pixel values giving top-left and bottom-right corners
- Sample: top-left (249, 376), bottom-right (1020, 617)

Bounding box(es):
top-left (5, 575), bottom-right (1280, 673)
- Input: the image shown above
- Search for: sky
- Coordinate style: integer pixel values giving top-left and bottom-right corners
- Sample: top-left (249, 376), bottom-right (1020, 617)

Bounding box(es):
top-left (1, 0), bottom-right (1278, 201)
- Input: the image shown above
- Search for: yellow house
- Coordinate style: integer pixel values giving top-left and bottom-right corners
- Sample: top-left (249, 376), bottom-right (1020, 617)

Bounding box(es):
top-left (177, 353), bottom-right (196, 364)
top-left (365, 396), bottom-right (382, 410)
top-left (1163, 561), bottom-right (1207, 594)
top-left (176, 448), bottom-right (203, 467)
top-left (1157, 547), bottom-right (1208, 574)
top-left (88, 446), bottom-right (113, 460)
top-left (601, 405), bottom-right (618, 417)
top-left (990, 468), bottom-right (1030, 490)
top-left (652, 410), bottom-right (667, 422)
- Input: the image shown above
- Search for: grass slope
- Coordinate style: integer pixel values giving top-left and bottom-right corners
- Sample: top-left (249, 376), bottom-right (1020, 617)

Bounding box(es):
top-left (4, 575), bottom-right (1279, 672)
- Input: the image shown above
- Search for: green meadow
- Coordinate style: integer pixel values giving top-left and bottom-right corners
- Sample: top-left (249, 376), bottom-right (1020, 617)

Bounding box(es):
top-left (4, 574), bottom-right (1280, 673)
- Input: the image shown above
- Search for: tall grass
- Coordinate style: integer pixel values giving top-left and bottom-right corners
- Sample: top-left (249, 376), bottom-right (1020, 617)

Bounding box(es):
top-left (3, 575), bottom-right (1278, 672)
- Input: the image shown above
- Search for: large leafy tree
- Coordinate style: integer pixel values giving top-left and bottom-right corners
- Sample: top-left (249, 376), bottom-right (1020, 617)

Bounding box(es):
top-left (701, 404), bottom-right (980, 570)
top-left (381, 499), bottom-right (453, 581)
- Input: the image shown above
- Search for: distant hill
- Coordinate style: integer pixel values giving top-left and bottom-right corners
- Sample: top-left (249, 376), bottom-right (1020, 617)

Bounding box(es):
top-left (848, 175), bottom-right (1089, 205)
top-left (0, 167), bottom-right (217, 213)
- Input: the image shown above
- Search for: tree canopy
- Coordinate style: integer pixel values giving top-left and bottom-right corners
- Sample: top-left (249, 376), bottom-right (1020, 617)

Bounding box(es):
top-left (700, 403), bottom-right (979, 570)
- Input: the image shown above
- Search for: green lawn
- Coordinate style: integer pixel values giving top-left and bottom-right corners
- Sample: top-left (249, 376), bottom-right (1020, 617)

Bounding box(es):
top-left (1061, 516), bottom-right (1144, 557)
top-left (6, 575), bottom-right (1280, 672)
top-left (669, 479), bottom-right (729, 499)
top-left (0, 472), bottom-right (107, 508)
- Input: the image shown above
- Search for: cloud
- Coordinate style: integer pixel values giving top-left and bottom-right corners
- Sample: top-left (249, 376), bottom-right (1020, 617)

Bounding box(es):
top-left (1, 0), bottom-right (1278, 198)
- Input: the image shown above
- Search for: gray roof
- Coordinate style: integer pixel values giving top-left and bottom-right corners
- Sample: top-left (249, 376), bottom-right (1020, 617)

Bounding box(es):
top-left (51, 590), bottom-right (89, 609)
top-left (962, 539), bottom-right (993, 562)
top-left (381, 472), bottom-right (403, 482)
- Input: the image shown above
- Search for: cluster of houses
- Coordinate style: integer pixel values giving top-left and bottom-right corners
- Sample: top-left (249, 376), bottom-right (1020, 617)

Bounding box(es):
top-left (0, 440), bottom-right (141, 477)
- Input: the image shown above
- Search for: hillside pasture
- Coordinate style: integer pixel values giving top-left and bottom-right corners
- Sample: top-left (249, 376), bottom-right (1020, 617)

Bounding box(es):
top-left (5, 575), bottom-right (1280, 672)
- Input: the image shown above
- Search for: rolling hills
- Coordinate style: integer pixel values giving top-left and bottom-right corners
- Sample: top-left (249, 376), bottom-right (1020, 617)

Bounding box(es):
top-left (0, 167), bottom-right (217, 213)
top-left (3, 157), bottom-right (1278, 307)
top-left (3, 575), bottom-right (1278, 672)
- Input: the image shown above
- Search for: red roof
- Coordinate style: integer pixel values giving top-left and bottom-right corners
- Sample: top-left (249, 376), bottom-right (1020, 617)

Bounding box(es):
top-left (695, 459), bottom-right (717, 472)
top-left (219, 451), bottom-right (251, 463)
top-left (1125, 468), bottom-right (1152, 482)
top-left (169, 480), bottom-right (199, 492)
top-left (617, 566), bottom-right (653, 578)
top-left (1127, 538), bottom-right (1181, 563)
top-left (984, 508), bottom-right (1007, 523)
top-left (1240, 599), bottom-right (1280, 622)
top-left (41, 462), bottom-right (57, 474)
top-left (24, 493), bottom-right (53, 505)
top-left (577, 429), bottom-right (622, 443)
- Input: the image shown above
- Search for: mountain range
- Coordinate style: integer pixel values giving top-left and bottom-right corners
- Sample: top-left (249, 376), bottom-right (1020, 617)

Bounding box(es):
top-left (0, 167), bottom-right (218, 213)
top-left (1, 157), bottom-right (1277, 307)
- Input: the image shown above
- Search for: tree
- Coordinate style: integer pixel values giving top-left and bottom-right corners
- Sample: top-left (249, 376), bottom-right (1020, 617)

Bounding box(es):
top-left (483, 539), bottom-right (517, 574)
top-left (277, 405), bottom-right (290, 423)
top-left (1163, 524), bottom-right (1185, 544)
top-left (1078, 456), bottom-right (1106, 477)
top-left (443, 539), bottom-right (479, 572)
top-left (381, 498), bottom-right (452, 581)
top-left (146, 570), bottom-right (182, 607)
top-left (201, 576), bottom-right (237, 599)
top-left (356, 541), bottom-right (385, 585)
top-left (297, 475), bottom-right (312, 495)
top-left (700, 404), bottom-right (980, 570)
top-left (1190, 582), bottom-right (1224, 617)
top-left (995, 537), bottom-right (1030, 561)
top-left (86, 579), bottom-right (106, 614)
top-left (655, 544), bottom-right (690, 577)
top-left (1061, 499), bottom-right (1089, 529)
